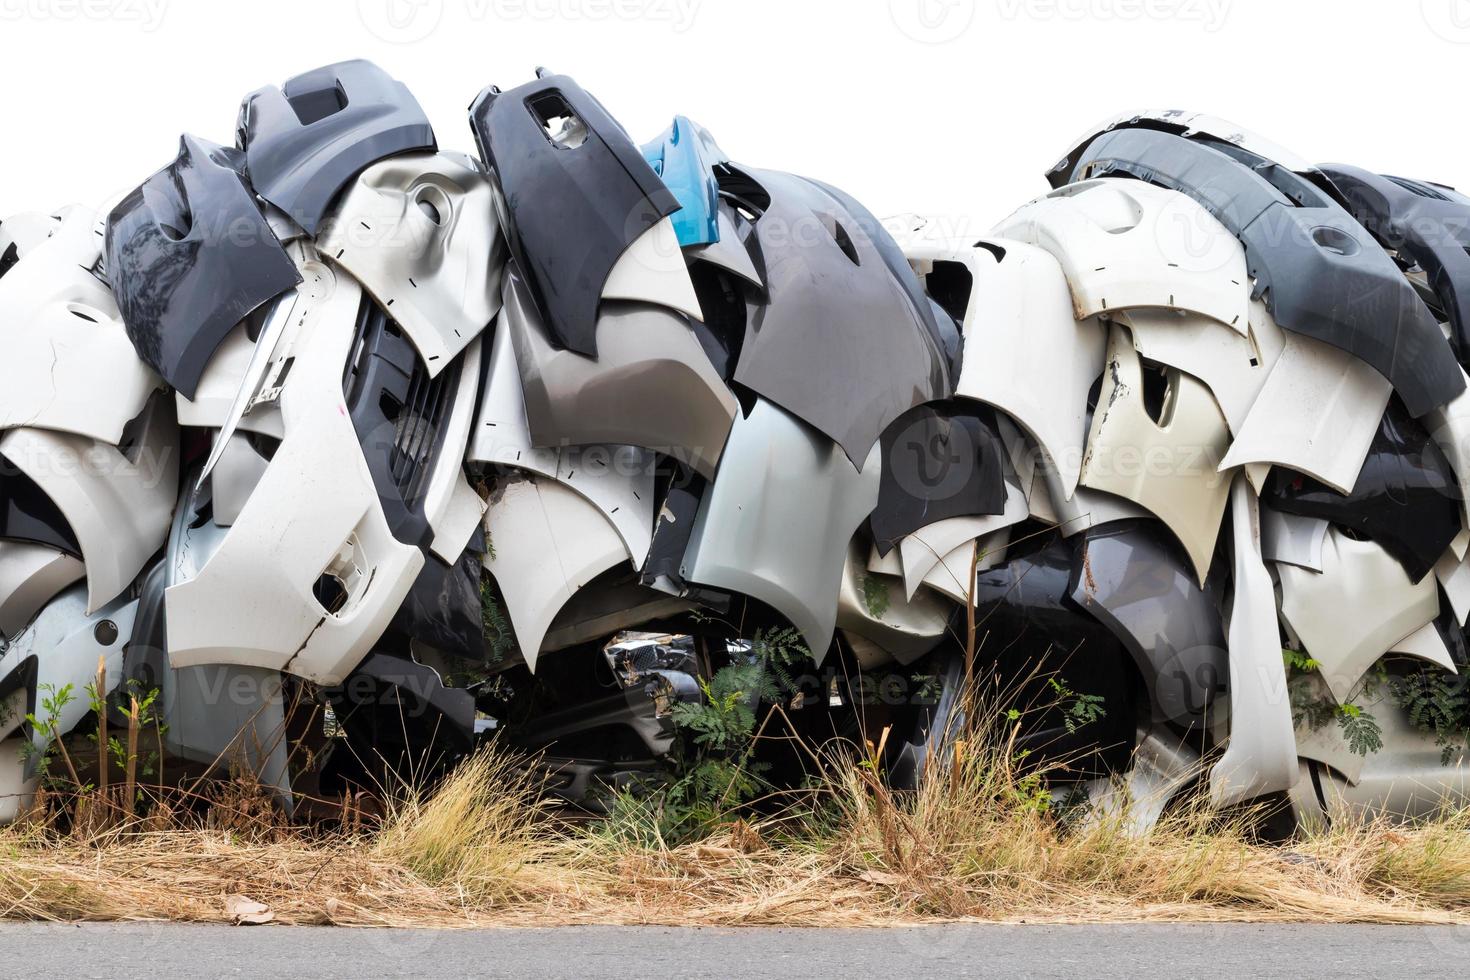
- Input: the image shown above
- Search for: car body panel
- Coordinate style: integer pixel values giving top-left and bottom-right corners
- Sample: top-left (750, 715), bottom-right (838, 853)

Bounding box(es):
top-left (319, 151), bottom-right (503, 375)
top-left (687, 207), bottom-right (763, 288)
top-left (1436, 545), bottom-right (1470, 628)
top-left (105, 134), bottom-right (301, 399)
top-left (342, 289), bottom-right (479, 552)
top-left (0, 205), bottom-right (162, 443)
top-left (1209, 474), bottom-right (1299, 806)
top-left (1218, 330), bottom-right (1392, 494)
top-left (237, 59), bottom-right (436, 236)
top-left (165, 257), bottom-right (425, 684)
top-left (1308, 693), bottom-right (1470, 820)
top-left (1069, 520), bottom-right (1228, 726)
top-left (994, 178), bottom-right (1251, 333)
top-left (1424, 366), bottom-right (1470, 530)
top-left (920, 525), bottom-right (1014, 604)
top-left (681, 398), bottom-right (882, 661)
top-left (600, 215), bottom-right (703, 321)
top-left (902, 239), bottom-right (1101, 500)
top-left (482, 474), bottom-right (629, 672)
top-left (869, 402), bottom-right (1008, 557)
top-left (1259, 509), bottom-right (1328, 572)
top-left (505, 266), bottom-right (737, 480)
top-left (1320, 165), bottom-right (1470, 363)
top-left (1080, 323), bottom-right (1233, 583)
top-left (1084, 727), bottom-right (1202, 836)
top-left (1050, 109), bottom-right (1321, 186)
top-left (174, 323), bottom-right (284, 439)
top-left (0, 540), bottom-right (84, 640)
top-left (0, 583), bottom-right (135, 771)
top-left (1277, 528), bottom-right (1441, 704)
top-left (640, 115), bottom-right (724, 247)
top-left (467, 313), bottom-right (654, 567)
top-left (1113, 303), bottom-right (1284, 436)
top-left (0, 395), bottom-right (177, 614)
top-left (1053, 126), bottom-right (1463, 416)
top-left (1263, 399), bottom-right (1460, 584)
top-left (209, 432), bottom-right (271, 527)
top-left (897, 477), bottom-right (1027, 599)
top-left (733, 168), bottom-right (949, 466)
top-left (835, 540), bottom-right (950, 668)
top-left (469, 71), bottom-right (679, 356)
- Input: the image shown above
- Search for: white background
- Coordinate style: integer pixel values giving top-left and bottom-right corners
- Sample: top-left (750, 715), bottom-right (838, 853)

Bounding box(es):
top-left (0, 0), bottom-right (1467, 232)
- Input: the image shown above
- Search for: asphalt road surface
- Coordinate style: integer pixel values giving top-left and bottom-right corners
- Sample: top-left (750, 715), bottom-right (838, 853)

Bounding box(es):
top-left (3, 921), bottom-right (1467, 977)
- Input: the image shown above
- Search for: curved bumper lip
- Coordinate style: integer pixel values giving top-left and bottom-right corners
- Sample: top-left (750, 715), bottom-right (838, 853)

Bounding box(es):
top-left (1056, 126), bottom-right (1464, 417)
top-left (105, 134), bottom-right (302, 400)
top-left (318, 151), bottom-right (503, 376)
top-left (238, 59), bottom-right (436, 237)
top-left (680, 398), bottom-right (881, 662)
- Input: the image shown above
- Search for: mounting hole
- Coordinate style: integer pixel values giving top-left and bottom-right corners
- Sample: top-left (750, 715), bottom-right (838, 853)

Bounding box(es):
top-left (1311, 225), bottom-right (1360, 257)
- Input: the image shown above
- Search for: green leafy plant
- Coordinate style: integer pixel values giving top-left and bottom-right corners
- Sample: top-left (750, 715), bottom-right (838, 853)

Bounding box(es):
top-left (1391, 669), bottom-right (1470, 765)
top-left (1285, 648), bottom-right (1383, 758)
top-left (1338, 703), bottom-right (1384, 757)
top-left (480, 576), bottom-right (517, 664)
top-left (1047, 677), bottom-right (1106, 735)
top-left (859, 572), bottom-right (891, 619)
top-left (20, 683), bottom-right (79, 786)
top-left (610, 627), bottom-right (812, 844)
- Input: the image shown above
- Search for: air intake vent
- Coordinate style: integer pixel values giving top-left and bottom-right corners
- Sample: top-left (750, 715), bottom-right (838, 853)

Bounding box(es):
top-left (343, 295), bottom-right (460, 550)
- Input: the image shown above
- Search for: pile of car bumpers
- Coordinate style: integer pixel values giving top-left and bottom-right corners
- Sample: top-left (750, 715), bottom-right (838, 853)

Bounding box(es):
top-left (1, 71), bottom-right (1467, 828)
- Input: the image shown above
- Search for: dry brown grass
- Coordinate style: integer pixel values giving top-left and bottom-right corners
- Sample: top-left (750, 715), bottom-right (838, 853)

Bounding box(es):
top-left (2, 731), bottom-right (1470, 928)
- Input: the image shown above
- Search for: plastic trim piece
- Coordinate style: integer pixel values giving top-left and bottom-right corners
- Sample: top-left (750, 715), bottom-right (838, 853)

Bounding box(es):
top-left (482, 474), bottom-right (629, 672)
top-left (1054, 127), bottom-right (1463, 416)
top-left (681, 398), bottom-right (881, 661)
top-left (1210, 474), bottom-right (1298, 806)
top-left (237, 59), bottom-right (436, 236)
top-left (733, 168), bottom-right (950, 466)
top-left (165, 257), bottom-right (425, 684)
top-left (505, 266), bottom-right (737, 480)
top-left (105, 134), bottom-right (302, 399)
top-left (870, 402), bottom-right (1008, 557)
top-left (469, 71), bottom-right (679, 356)
top-left (1112, 304), bottom-right (1284, 437)
top-left (994, 179), bottom-right (1252, 333)
top-left (1218, 330), bottom-right (1392, 495)
top-left (1277, 528), bottom-right (1441, 704)
top-left (0, 205), bottom-right (162, 443)
top-left (903, 237), bottom-right (1102, 500)
top-left (1320, 165), bottom-right (1470, 363)
top-left (1263, 400), bottom-right (1460, 584)
top-left (1080, 323), bottom-right (1233, 584)
top-left (0, 540), bottom-right (84, 639)
top-left (319, 152), bottom-right (503, 375)
top-left (0, 396), bottom-right (177, 613)
top-left (0, 583), bottom-right (135, 769)
top-left (468, 313), bottom-right (654, 567)
top-left (1070, 520), bottom-right (1227, 726)
top-left (835, 540), bottom-right (949, 668)
top-left (641, 115), bottom-right (725, 247)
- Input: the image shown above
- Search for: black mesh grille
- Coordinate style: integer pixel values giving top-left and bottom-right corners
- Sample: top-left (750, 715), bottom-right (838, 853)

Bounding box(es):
top-left (343, 295), bottom-right (460, 550)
